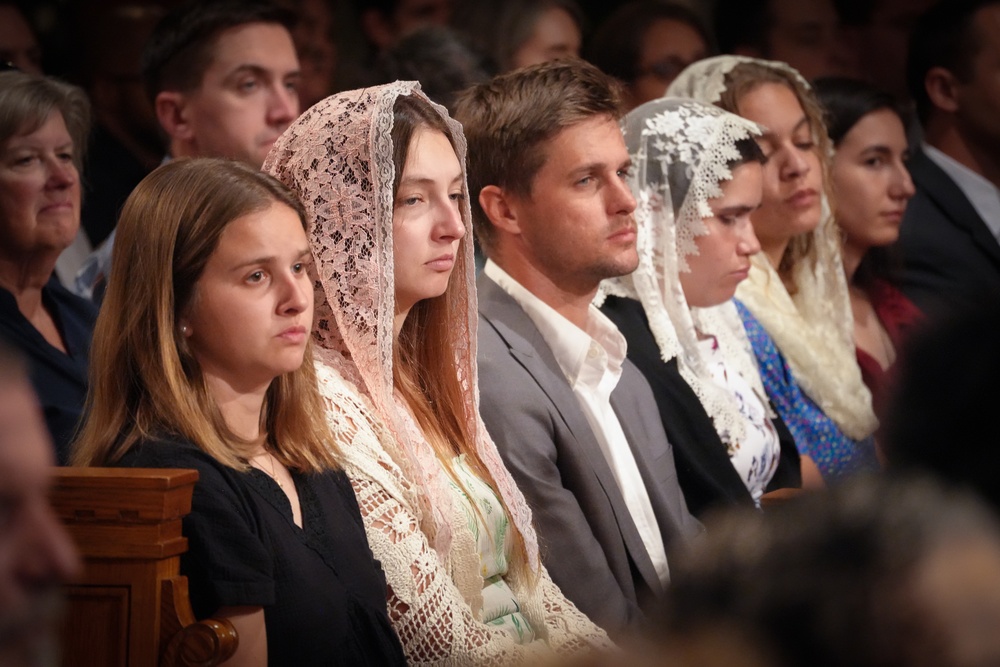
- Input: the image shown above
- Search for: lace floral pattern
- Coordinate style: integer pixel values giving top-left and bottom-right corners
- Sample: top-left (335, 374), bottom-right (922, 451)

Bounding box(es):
top-left (598, 98), bottom-right (771, 451)
top-left (665, 55), bottom-right (811, 107)
top-left (696, 335), bottom-right (781, 504)
top-left (316, 363), bottom-right (610, 664)
top-left (665, 56), bottom-right (878, 441)
top-left (264, 83), bottom-right (610, 663)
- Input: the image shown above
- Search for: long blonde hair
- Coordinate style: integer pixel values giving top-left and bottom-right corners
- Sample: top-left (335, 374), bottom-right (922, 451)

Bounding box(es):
top-left (72, 158), bottom-right (339, 472)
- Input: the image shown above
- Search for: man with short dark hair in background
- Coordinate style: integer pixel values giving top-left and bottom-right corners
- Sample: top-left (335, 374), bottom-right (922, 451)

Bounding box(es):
top-left (896, 0), bottom-right (1000, 313)
top-left (76, 0), bottom-right (302, 300)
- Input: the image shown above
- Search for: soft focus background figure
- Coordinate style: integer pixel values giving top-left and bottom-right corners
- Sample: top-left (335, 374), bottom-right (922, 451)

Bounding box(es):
top-left (895, 0), bottom-right (1000, 314)
top-left (658, 476), bottom-right (1000, 667)
top-left (369, 25), bottom-right (487, 114)
top-left (0, 343), bottom-right (80, 667)
top-left (586, 1), bottom-right (712, 111)
top-left (453, 0), bottom-right (584, 75)
top-left (883, 299), bottom-right (1000, 516)
top-left (711, 0), bottom-right (857, 81)
top-left (78, 4), bottom-right (164, 250)
top-left (0, 2), bottom-right (42, 75)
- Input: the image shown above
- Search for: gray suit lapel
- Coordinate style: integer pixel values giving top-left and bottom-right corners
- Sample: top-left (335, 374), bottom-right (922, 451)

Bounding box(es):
top-left (477, 275), bottom-right (663, 592)
top-left (612, 388), bottom-right (677, 541)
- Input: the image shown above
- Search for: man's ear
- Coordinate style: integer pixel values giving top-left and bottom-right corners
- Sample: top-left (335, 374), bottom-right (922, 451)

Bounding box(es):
top-left (479, 185), bottom-right (522, 236)
top-left (925, 66), bottom-right (961, 114)
top-left (154, 90), bottom-right (193, 142)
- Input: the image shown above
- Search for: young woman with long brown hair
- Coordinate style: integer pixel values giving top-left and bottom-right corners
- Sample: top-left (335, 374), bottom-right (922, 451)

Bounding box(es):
top-left (72, 157), bottom-right (405, 667)
top-left (264, 83), bottom-right (610, 664)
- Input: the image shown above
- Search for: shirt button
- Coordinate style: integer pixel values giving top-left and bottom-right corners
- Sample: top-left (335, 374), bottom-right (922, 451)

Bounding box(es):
top-left (587, 345), bottom-right (599, 360)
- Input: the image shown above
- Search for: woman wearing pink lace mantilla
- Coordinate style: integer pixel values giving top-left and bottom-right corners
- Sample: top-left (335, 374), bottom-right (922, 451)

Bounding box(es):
top-left (264, 83), bottom-right (611, 665)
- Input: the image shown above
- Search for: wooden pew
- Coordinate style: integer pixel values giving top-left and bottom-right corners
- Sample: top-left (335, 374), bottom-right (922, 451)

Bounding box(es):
top-left (51, 468), bottom-right (238, 666)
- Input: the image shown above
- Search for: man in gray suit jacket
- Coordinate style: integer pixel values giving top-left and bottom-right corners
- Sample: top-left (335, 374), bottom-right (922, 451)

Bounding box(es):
top-left (454, 60), bottom-right (702, 637)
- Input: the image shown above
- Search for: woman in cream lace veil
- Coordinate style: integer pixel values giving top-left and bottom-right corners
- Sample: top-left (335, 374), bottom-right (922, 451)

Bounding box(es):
top-left (666, 56), bottom-right (879, 482)
top-left (599, 97), bottom-right (802, 512)
top-left (263, 82), bottom-right (610, 665)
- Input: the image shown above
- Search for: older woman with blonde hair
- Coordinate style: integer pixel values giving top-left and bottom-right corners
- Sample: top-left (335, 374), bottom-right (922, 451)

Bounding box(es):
top-left (73, 158), bottom-right (406, 666)
top-left (264, 83), bottom-right (611, 664)
top-left (668, 56), bottom-right (879, 483)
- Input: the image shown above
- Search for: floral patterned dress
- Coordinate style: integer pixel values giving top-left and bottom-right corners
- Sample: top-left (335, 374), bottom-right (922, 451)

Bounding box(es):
top-left (697, 335), bottom-right (781, 507)
top-left (449, 455), bottom-right (535, 644)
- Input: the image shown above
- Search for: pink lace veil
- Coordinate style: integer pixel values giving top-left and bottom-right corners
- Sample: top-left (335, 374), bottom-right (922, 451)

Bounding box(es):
top-left (262, 82), bottom-right (539, 571)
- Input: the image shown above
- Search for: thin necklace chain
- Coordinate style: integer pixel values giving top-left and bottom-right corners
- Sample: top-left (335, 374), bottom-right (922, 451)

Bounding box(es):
top-left (251, 450), bottom-right (283, 489)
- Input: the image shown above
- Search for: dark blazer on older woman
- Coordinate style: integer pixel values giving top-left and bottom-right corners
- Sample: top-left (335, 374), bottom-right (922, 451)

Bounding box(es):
top-left (0, 276), bottom-right (96, 463)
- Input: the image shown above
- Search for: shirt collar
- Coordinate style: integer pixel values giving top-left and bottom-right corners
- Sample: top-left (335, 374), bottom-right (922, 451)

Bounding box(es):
top-left (923, 143), bottom-right (1000, 241)
top-left (483, 260), bottom-right (627, 385)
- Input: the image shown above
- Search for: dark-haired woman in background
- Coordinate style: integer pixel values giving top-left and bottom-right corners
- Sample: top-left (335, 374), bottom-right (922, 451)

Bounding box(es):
top-left (814, 76), bottom-right (921, 415)
top-left (452, 0), bottom-right (584, 75)
top-left (585, 0), bottom-right (711, 111)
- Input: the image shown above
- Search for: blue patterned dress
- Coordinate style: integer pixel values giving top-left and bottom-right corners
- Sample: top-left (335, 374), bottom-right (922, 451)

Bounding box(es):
top-left (735, 300), bottom-right (879, 481)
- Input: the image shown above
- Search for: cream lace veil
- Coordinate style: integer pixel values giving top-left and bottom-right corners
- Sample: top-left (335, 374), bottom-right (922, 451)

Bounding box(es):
top-left (598, 97), bottom-right (771, 452)
top-left (262, 82), bottom-right (539, 571)
top-left (665, 56), bottom-right (877, 441)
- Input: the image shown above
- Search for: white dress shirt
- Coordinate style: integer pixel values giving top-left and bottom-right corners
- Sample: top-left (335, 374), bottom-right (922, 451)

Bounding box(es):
top-left (484, 260), bottom-right (670, 586)
top-left (923, 143), bottom-right (1000, 243)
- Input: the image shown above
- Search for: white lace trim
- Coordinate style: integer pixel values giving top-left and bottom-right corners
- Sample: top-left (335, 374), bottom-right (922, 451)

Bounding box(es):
top-left (665, 55), bottom-right (811, 105)
top-left (663, 58), bottom-right (876, 439)
top-left (316, 362), bottom-right (612, 664)
top-left (598, 98), bottom-right (771, 451)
